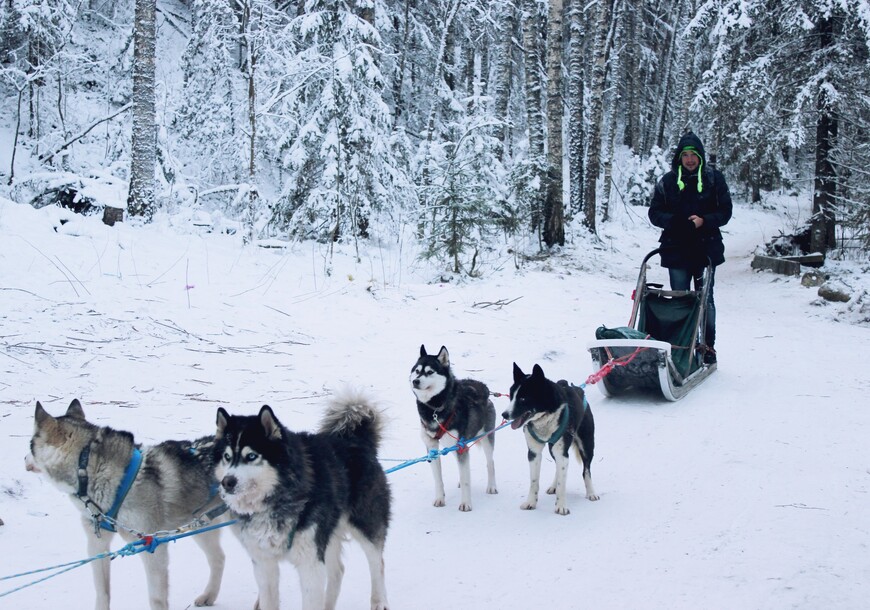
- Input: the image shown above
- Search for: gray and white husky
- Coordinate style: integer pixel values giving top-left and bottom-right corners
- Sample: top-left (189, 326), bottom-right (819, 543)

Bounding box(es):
top-left (214, 389), bottom-right (391, 610)
top-left (24, 399), bottom-right (226, 610)
top-left (409, 345), bottom-right (497, 511)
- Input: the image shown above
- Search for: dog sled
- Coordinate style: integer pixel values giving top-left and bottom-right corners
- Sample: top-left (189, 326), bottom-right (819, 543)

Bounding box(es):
top-left (587, 248), bottom-right (716, 401)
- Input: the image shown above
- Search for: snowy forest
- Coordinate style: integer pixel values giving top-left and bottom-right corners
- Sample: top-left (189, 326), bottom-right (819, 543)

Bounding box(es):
top-left (1, 0), bottom-right (869, 273)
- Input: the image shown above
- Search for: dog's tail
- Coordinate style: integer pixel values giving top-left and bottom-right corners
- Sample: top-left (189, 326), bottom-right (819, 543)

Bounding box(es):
top-left (319, 388), bottom-right (385, 451)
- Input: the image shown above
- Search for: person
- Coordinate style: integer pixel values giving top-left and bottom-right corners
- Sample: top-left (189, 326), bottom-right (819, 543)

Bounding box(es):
top-left (648, 131), bottom-right (732, 364)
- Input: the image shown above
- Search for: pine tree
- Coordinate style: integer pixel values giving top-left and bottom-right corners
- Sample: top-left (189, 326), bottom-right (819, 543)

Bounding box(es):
top-left (176, 0), bottom-right (244, 187)
top-left (696, 0), bottom-right (870, 253)
top-left (269, 1), bottom-right (403, 247)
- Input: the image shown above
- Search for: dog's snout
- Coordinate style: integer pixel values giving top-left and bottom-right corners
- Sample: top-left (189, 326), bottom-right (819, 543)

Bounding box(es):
top-left (501, 410), bottom-right (511, 421)
top-left (24, 453), bottom-right (40, 473)
top-left (412, 378), bottom-right (420, 388)
top-left (221, 475), bottom-right (238, 494)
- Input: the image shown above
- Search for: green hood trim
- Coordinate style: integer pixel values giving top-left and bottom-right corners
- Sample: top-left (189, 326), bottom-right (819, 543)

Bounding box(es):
top-left (677, 156), bottom-right (704, 193)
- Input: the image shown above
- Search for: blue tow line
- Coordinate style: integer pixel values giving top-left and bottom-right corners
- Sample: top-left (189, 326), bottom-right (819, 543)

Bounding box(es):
top-left (383, 420), bottom-right (511, 474)
top-left (0, 520), bottom-right (237, 599)
top-left (2, 419), bottom-right (504, 598)
top-left (5, 415), bottom-right (523, 598)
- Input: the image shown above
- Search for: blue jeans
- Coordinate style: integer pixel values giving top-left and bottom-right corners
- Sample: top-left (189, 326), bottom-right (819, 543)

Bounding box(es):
top-left (668, 266), bottom-right (716, 348)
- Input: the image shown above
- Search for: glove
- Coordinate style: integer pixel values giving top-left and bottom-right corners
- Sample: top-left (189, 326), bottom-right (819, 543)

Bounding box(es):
top-left (668, 216), bottom-right (695, 235)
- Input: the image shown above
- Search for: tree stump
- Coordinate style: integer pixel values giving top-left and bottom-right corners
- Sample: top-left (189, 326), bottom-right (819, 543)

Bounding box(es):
top-left (102, 206), bottom-right (124, 226)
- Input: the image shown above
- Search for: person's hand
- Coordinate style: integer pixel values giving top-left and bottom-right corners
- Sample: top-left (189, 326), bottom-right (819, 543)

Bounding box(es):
top-left (689, 215), bottom-right (704, 228)
top-left (668, 216), bottom-right (694, 235)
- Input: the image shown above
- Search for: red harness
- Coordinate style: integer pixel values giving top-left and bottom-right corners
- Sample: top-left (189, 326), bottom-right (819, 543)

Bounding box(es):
top-left (432, 411), bottom-right (455, 440)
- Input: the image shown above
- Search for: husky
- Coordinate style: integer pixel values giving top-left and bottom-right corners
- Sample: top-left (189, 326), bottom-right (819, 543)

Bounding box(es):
top-left (502, 363), bottom-right (600, 515)
top-left (24, 399), bottom-right (226, 610)
top-left (409, 345), bottom-right (497, 511)
top-left (214, 390), bottom-right (391, 610)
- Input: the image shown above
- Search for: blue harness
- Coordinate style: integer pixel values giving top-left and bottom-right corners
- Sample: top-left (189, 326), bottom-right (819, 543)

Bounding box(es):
top-left (76, 443), bottom-right (143, 532)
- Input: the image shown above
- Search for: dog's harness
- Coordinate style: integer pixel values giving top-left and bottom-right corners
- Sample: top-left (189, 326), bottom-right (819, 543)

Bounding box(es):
top-left (76, 442), bottom-right (143, 534)
top-left (527, 405), bottom-right (570, 445)
top-left (432, 411), bottom-right (455, 440)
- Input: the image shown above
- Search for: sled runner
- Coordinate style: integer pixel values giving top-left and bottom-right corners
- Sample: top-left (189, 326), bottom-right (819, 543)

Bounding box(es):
top-left (587, 248), bottom-right (717, 401)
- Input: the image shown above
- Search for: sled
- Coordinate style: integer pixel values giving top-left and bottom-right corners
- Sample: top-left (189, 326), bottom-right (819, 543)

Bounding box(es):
top-left (587, 248), bottom-right (717, 401)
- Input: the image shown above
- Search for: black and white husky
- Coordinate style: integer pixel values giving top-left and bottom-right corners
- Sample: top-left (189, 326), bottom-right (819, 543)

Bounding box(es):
top-left (409, 345), bottom-right (497, 511)
top-left (503, 364), bottom-right (600, 515)
top-left (25, 400), bottom-right (226, 610)
top-left (214, 390), bottom-right (391, 610)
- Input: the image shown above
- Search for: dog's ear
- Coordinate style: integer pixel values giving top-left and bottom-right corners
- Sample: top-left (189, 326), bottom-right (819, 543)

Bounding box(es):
top-left (420, 344), bottom-right (427, 357)
top-left (436, 346), bottom-right (450, 367)
top-left (513, 362), bottom-right (526, 383)
top-left (215, 408), bottom-right (229, 437)
top-left (259, 405), bottom-right (283, 440)
top-left (34, 401), bottom-right (52, 427)
top-left (34, 401), bottom-right (60, 437)
top-left (532, 364), bottom-right (545, 379)
top-left (66, 399), bottom-right (85, 420)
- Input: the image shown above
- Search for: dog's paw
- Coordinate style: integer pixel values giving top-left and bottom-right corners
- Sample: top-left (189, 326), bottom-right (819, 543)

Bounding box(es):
top-left (194, 592), bottom-right (217, 607)
top-left (458, 503), bottom-right (472, 512)
top-left (546, 486), bottom-right (556, 495)
top-left (486, 486), bottom-right (498, 494)
top-left (433, 498), bottom-right (446, 507)
top-left (555, 506), bottom-right (571, 516)
top-left (520, 501), bottom-right (536, 510)
top-left (587, 493), bottom-right (600, 501)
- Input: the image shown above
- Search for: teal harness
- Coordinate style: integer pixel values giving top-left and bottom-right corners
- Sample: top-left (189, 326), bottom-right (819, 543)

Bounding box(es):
top-left (76, 444), bottom-right (143, 533)
top-left (528, 405), bottom-right (570, 445)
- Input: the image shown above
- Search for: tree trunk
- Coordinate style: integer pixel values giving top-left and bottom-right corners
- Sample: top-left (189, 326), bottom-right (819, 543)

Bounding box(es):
top-left (600, 0), bottom-right (623, 223)
top-left (392, 0), bottom-right (413, 124)
top-left (601, 108), bottom-right (616, 222)
top-left (810, 16), bottom-right (837, 253)
top-left (244, 0), bottom-right (257, 244)
top-left (653, 0), bottom-right (682, 149)
top-left (127, 0), bottom-right (157, 220)
top-left (522, 0), bottom-right (546, 236)
top-left (581, 0), bottom-right (613, 234)
top-left (567, 0), bottom-right (585, 219)
top-left (420, 0), bottom-right (460, 187)
top-left (622, 0), bottom-right (640, 150)
top-left (543, 0), bottom-right (565, 247)
top-left (493, 1), bottom-right (516, 161)
top-left (8, 88), bottom-right (23, 185)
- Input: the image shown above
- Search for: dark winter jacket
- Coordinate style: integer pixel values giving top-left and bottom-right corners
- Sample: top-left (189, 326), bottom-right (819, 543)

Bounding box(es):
top-left (648, 132), bottom-right (733, 269)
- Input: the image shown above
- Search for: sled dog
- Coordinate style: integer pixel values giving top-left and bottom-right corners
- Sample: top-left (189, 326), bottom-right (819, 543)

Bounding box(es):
top-left (503, 364), bottom-right (599, 515)
top-left (409, 345), bottom-right (497, 511)
top-left (25, 399), bottom-right (226, 610)
top-left (214, 390), bottom-right (391, 610)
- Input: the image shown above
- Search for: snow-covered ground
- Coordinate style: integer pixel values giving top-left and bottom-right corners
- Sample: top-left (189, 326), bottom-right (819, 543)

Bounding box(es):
top-left (1, 190), bottom-right (869, 609)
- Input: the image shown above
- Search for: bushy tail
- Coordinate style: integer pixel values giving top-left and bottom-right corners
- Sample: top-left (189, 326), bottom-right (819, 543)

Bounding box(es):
top-left (319, 388), bottom-right (385, 451)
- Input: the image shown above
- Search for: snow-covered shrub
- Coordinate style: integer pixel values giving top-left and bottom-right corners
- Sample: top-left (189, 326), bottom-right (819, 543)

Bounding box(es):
top-left (624, 146), bottom-right (668, 207)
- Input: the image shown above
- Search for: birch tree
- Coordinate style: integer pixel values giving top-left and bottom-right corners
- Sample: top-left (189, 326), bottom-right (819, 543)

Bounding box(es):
top-left (566, 0), bottom-right (585, 219)
top-left (521, 0), bottom-right (547, 237)
top-left (543, 0), bottom-right (565, 246)
top-left (581, 0), bottom-right (614, 234)
top-left (127, 0), bottom-right (157, 219)
top-left (492, 0), bottom-right (517, 161)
